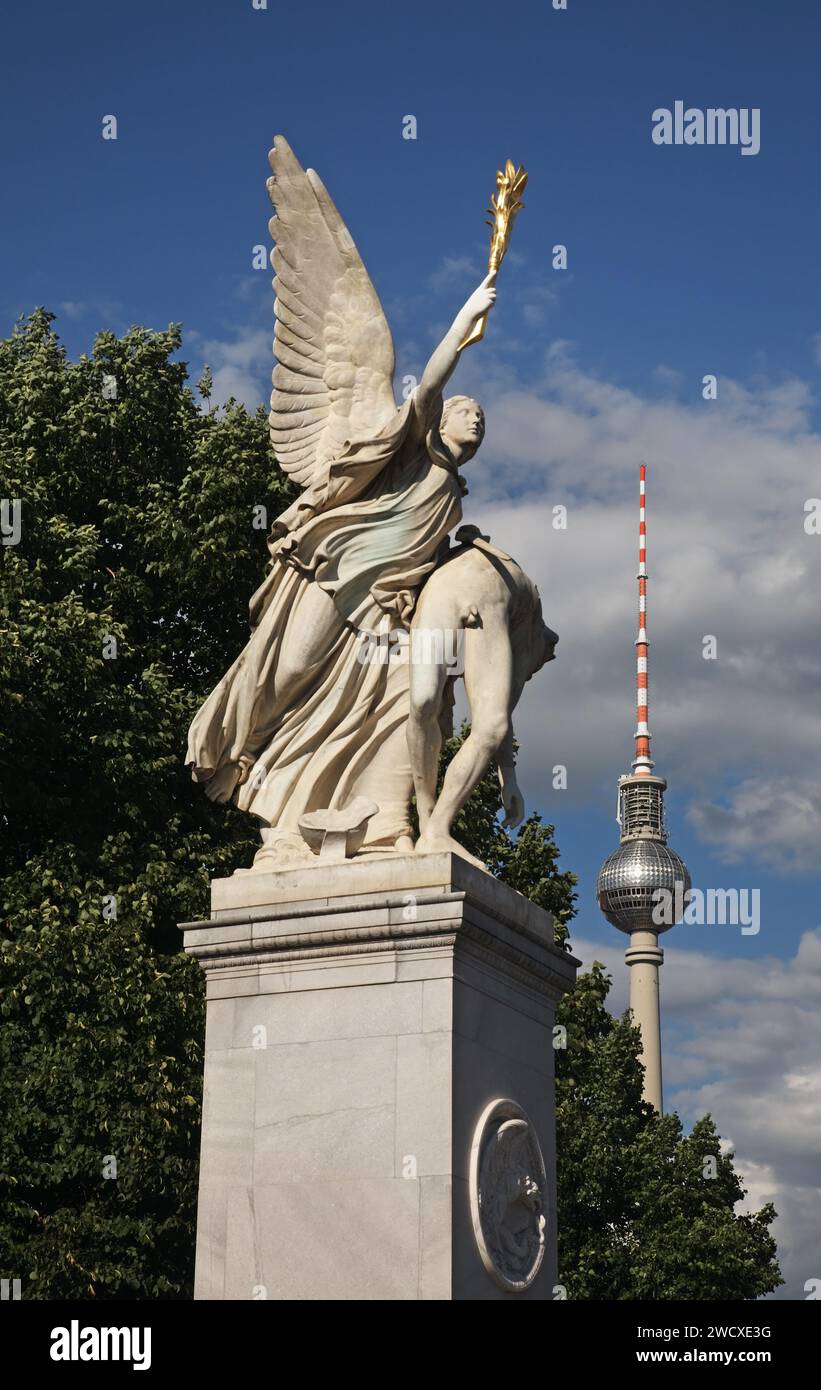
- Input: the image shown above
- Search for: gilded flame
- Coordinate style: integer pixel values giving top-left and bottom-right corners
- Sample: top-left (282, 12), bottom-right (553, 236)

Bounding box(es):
top-left (459, 160), bottom-right (528, 350)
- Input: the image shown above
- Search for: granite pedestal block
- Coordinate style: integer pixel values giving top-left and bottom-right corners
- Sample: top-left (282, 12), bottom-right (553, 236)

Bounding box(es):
top-left (180, 852), bottom-right (578, 1301)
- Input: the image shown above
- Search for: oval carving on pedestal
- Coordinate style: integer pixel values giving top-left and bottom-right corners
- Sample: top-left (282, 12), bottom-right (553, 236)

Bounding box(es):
top-left (469, 1098), bottom-right (547, 1293)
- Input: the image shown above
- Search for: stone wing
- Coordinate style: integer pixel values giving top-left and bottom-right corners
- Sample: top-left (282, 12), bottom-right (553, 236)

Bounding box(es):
top-left (266, 136), bottom-right (398, 490)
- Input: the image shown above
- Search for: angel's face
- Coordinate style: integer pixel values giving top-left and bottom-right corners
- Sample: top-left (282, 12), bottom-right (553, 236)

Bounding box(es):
top-left (441, 398), bottom-right (485, 459)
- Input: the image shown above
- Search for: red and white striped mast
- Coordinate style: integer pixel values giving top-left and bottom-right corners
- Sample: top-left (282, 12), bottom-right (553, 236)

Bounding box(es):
top-left (634, 463), bottom-right (653, 777)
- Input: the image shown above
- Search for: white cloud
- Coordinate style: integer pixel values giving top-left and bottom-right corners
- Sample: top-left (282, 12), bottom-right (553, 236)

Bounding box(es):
top-left (234, 274), bottom-right (269, 304)
top-left (58, 299), bottom-right (121, 323)
top-left (446, 347), bottom-right (821, 869)
top-left (428, 255), bottom-right (478, 291)
top-left (197, 326), bottom-right (270, 410)
top-left (652, 363), bottom-right (684, 391)
top-left (518, 281), bottom-right (558, 328)
top-left (687, 778), bottom-right (821, 871)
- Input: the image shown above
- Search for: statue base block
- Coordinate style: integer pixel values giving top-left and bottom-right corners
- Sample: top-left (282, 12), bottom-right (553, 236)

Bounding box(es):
top-left (180, 852), bottom-right (578, 1301)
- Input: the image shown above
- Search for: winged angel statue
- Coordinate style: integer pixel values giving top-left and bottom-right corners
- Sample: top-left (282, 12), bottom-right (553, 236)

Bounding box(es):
top-left (187, 137), bottom-right (556, 870)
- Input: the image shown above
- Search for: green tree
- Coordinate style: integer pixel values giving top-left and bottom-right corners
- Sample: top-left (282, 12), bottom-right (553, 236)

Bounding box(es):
top-left (0, 312), bottom-right (780, 1301)
top-left (554, 964), bottom-right (781, 1299)
top-left (0, 310), bottom-right (295, 1297)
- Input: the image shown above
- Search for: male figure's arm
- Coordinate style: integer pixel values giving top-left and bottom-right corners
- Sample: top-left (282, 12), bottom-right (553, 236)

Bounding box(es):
top-left (497, 727), bottom-right (525, 830)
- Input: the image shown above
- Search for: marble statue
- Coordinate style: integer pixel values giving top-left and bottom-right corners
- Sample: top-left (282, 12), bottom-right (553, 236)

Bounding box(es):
top-left (186, 136), bottom-right (557, 870)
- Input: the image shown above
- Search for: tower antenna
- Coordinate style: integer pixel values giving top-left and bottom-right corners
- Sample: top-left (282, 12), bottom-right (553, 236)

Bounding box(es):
top-left (634, 463), bottom-right (652, 775)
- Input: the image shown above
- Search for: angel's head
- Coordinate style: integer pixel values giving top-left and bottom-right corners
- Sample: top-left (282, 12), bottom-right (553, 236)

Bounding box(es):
top-left (440, 395), bottom-right (485, 462)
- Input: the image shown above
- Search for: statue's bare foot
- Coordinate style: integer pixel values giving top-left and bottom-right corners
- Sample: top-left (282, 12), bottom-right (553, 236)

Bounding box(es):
top-left (394, 833), bottom-right (415, 854)
top-left (414, 829), bottom-right (488, 872)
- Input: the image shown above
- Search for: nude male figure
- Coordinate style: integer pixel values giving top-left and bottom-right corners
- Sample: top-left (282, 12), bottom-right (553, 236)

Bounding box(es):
top-left (407, 536), bottom-right (558, 864)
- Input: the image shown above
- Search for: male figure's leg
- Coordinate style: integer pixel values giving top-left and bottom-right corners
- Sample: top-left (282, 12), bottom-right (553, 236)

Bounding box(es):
top-left (407, 639), bottom-right (449, 833)
top-left (416, 606), bottom-right (513, 853)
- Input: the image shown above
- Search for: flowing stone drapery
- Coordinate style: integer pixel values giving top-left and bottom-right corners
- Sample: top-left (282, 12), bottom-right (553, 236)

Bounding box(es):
top-left (186, 394), bottom-right (464, 857)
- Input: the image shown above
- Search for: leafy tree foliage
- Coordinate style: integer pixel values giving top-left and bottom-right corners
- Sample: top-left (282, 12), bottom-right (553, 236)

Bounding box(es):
top-left (0, 311), bottom-right (294, 1297)
top-left (0, 313), bottom-right (780, 1300)
top-left (555, 964), bottom-right (781, 1299)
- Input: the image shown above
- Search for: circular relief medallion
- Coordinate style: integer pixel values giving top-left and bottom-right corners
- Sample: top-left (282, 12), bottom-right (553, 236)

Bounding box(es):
top-left (469, 1098), bottom-right (547, 1292)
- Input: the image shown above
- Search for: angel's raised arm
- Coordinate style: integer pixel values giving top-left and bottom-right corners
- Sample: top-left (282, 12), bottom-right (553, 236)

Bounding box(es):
top-left (413, 272), bottom-right (497, 428)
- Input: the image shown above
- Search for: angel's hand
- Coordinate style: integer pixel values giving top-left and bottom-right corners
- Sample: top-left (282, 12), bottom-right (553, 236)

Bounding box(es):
top-left (457, 272), bottom-right (497, 334)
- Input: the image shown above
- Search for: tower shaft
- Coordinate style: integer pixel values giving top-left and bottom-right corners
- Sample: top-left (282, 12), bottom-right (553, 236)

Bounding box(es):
top-left (625, 930), bottom-right (664, 1112)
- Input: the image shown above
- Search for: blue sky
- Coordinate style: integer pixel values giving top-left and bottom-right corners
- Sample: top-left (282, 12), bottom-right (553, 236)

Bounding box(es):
top-left (4, 0), bottom-right (821, 396)
top-left (3, 0), bottom-right (820, 1297)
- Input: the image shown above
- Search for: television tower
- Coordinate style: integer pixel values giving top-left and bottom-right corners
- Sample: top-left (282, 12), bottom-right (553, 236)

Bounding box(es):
top-left (596, 465), bottom-right (690, 1112)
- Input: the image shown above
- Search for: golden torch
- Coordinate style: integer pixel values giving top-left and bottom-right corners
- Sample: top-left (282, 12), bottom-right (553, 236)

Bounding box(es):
top-left (459, 158), bottom-right (528, 350)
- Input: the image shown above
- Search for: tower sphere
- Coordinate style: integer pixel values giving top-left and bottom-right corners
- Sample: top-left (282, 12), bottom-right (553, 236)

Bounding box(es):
top-left (597, 838), bottom-right (691, 935)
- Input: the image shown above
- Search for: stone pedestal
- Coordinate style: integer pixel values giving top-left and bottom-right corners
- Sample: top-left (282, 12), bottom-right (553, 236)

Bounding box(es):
top-left (180, 852), bottom-right (578, 1301)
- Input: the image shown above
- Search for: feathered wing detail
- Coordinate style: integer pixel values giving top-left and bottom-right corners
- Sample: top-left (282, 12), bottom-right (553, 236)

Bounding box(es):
top-left (267, 136), bottom-right (398, 491)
